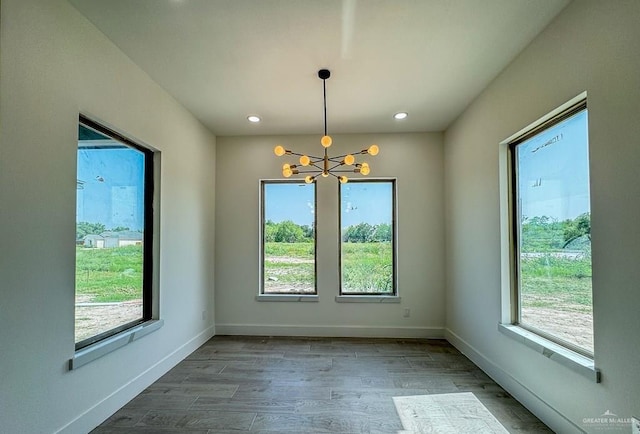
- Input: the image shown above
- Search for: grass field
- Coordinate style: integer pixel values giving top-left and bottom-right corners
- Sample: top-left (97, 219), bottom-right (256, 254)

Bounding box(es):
top-left (75, 245), bottom-right (143, 302)
top-left (263, 241), bottom-right (393, 294)
top-left (263, 242), bottom-right (315, 292)
top-left (520, 254), bottom-right (592, 312)
top-left (341, 242), bottom-right (393, 293)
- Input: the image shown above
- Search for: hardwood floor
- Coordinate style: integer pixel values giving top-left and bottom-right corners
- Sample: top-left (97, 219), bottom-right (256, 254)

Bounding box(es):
top-left (92, 336), bottom-right (552, 433)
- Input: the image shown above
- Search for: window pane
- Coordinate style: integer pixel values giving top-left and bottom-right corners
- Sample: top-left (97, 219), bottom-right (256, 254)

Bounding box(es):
top-left (76, 121), bottom-right (148, 347)
top-left (340, 180), bottom-right (395, 295)
top-left (514, 109), bottom-right (593, 353)
top-left (262, 181), bottom-right (316, 294)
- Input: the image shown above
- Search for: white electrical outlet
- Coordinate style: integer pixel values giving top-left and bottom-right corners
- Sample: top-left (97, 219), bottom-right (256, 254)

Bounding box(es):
top-left (632, 417), bottom-right (640, 434)
top-left (403, 308), bottom-right (410, 318)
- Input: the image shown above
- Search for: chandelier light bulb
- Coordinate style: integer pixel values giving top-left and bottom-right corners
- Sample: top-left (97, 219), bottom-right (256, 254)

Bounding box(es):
top-left (282, 163), bottom-right (290, 170)
top-left (368, 144), bottom-right (379, 156)
top-left (321, 171), bottom-right (329, 177)
top-left (299, 155), bottom-right (310, 166)
top-left (360, 163), bottom-right (370, 175)
top-left (339, 176), bottom-right (348, 184)
top-left (305, 175), bottom-right (314, 184)
top-left (274, 145), bottom-right (286, 156)
top-left (344, 154), bottom-right (355, 165)
top-left (283, 167), bottom-right (293, 177)
top-left (321, 135), bottom-right (332, 148)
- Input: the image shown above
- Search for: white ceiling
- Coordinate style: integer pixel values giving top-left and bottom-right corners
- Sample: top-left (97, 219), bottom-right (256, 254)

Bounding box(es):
top-left (68, 0), bottom-right (569, 136)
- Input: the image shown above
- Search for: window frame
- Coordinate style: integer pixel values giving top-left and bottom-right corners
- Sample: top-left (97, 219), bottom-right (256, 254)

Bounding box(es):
top-left (75, 115), bottom-right (155, 351)
top-left (338, 178), bottom-right (398, 297)
top-left (259, 179), bottom-right (318, 296)
top-left (506, 97), bottom-right (593, 358)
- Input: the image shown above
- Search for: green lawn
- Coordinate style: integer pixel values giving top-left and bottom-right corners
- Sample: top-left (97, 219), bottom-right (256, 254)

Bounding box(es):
top-left (341, 242), bottom-right (393, 293)
top-left (263, 242), bottom-right (315, 292)
top-left (263, 241), bottom-right (393, 294)
top-left (520, 254), bottom-right (592, 313)
top-left (75, 245), bottom-right (143, 302)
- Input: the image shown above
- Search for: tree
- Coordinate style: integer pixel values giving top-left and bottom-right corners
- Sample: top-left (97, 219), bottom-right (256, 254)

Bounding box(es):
top-left (111, 226), bottom-right (130, 232)
top-left (343, 222), bottom-right (374, 242)
top-left (563, 212), bottom-right (591, 247)
top-left (264, 220), bottom-right (277, 242)
top-left (274, 220), bottom-right (305, 243)
top-left (76, 221), bottom-right (106, 240)
top-left (371, 223), bottom-right (392, 242)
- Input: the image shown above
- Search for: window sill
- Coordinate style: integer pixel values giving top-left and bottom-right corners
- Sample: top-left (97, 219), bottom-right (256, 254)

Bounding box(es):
top-left (69, 319), bottom-right (164, 370)
top-left (498, 323), bottom-right (600, 383)
top-left (335, 295), bottom-right (401, 303)
top-left (256, 294), bottom-right (319, 302)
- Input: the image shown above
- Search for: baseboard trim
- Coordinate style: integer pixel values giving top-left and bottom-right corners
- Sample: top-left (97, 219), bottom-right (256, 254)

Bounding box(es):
top-left (56, 325), bottom-right (216, 434)
top-left (444, 328), bottom-right (583, 434)
top-left (215, 323), bottom-right (444, 338)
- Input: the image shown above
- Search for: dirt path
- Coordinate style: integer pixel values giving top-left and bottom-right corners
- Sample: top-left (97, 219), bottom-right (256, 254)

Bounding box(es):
top-left (75, 300), bottom-right (142, 342)
top-left (522, 307), bottom-right (593, 350)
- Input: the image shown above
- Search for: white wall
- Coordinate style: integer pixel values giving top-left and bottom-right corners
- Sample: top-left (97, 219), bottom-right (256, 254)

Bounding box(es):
top-left (215, 133), bottom-right (444, 337)
top-left (0, 0), bottom-right (216, 432)
top-left (444, 1), bottom-right (640, 432)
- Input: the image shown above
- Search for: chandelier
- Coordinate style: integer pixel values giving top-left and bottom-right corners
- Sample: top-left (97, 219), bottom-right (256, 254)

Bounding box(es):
top-left (274, 69), bottom-right (379, 184)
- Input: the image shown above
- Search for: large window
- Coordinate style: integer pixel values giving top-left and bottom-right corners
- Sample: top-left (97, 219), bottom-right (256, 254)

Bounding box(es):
top-left (261, 181), bottom-right (316, 294)
top-left (509, 99), bottom-right (592, 355)
top-left (75, 116), bottom-right (154, 349)
top-left (340, 179), bottom-right (396, 295)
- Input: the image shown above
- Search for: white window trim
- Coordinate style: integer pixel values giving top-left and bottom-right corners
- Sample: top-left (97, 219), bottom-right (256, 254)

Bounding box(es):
top-left (339, 178), bottom-right (398, 296)
top-left (259, 179), bottom-right (318, 296)
top-left (70, 319), bottom-right (163, 370)
top-left (498, 323), bottom-right (599, 382)
top-left (255, 294), bottom-right (319, 302)
top-left (335, 295), bottom-right (401, 303)
top-left (498, 92), bottom-right (599, 381)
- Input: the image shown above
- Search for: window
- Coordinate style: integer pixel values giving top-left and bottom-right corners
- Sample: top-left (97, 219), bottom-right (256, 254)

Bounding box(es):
top-left (340, 179), bottom-right (397, 295)
top-left (508, 99), bottom-right (592, 355)
top-left (260, 180), bottom-right (316, 294)
top-left (75, 116), bottom-right (154, 350)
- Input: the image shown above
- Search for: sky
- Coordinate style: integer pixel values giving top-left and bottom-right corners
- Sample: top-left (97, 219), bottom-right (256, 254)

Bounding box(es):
top-left (517, 110), bottom-right (590, 221)
top-left (340, 181), bottom-right (392, 228)
top-left (76, 133), bottom-right (146, 231)
top-left (263, 181), bottom-right (392, 228)
top-left (264, 183), bottom-right (315, 226)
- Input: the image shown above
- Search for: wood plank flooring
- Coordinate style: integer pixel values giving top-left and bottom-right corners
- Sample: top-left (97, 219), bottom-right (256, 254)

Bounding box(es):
top-left (91, 336), bottom-right (552, 433)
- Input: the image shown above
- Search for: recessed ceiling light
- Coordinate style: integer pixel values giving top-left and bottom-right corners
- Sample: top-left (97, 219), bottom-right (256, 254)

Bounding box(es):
top-left (394, 112), bottom-right (408, 120)
top-left (247, 115), bottom-right (261, 123)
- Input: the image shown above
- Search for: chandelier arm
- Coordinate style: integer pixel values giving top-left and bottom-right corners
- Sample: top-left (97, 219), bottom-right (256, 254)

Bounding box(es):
top-left (328, 152), bottom-right (357, 160)
top-left (286, 151), bottom-right (308, 157)
top-left (328, 162), bottom-right (346, 171)
top-left (327, 156), bottom-right (352, 164)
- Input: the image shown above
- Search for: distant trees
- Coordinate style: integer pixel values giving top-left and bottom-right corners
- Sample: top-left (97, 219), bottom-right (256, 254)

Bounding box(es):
top-left (263, 220), bottom-right (392, 243)
top-left (76, 222), bottom-right (106, 240)
top-left (264, 220), bottom-right (313, 243)
top-left (76, 222), bottom-right (132, 240)
top-left (520, 213), bottom-right (591, 252)
top-left (342, 222), bottom-right (392, 243)
top-left (562, 212), bottom-right (591, 248)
